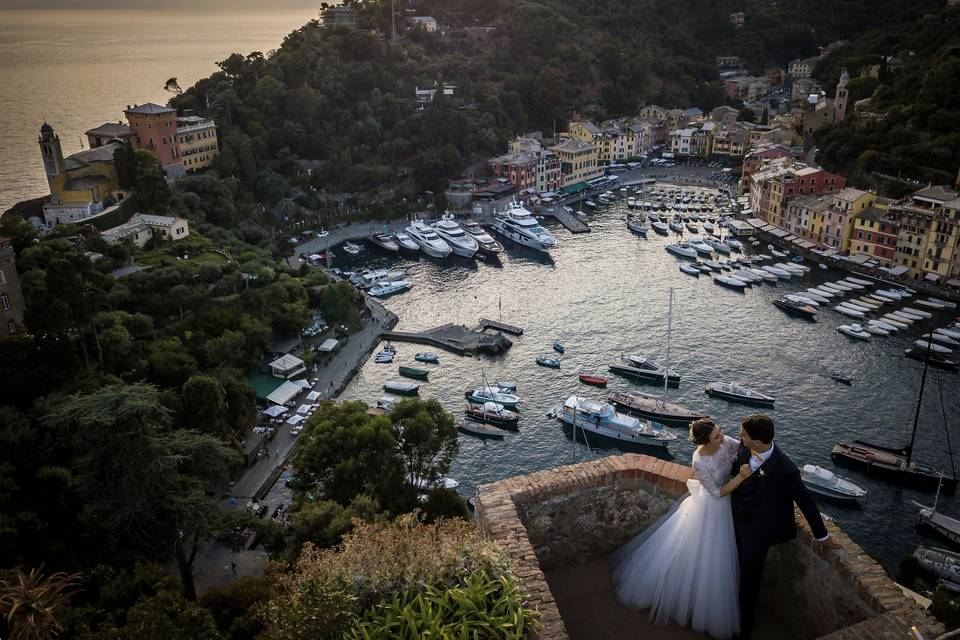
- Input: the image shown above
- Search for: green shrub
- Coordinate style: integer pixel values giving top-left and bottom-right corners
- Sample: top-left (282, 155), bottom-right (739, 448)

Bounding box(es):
top-left (261, 515), bottom-right (534, 640)
top-left (348, 570), bottom-right (539, 640)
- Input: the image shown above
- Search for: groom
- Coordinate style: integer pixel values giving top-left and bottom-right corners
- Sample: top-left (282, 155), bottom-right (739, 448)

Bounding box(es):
top-left (731, 414), bottom-right (840, 638)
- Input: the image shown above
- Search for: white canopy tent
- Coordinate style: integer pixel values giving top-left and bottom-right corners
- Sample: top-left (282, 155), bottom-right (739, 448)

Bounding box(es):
top-left (266, 380), bottom-right (301, 406)
top-left (306, 391), bottom-right (321, 402)
top-left (261, 405), bottom-right (286, 417)
top-left (286, 414), bottom-right (305, 425)
top-left (297, 404), bottom-right (313, 414)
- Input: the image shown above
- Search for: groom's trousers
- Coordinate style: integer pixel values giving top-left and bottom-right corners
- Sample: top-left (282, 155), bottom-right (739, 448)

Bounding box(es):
top-left (734, 517), bottom-right (768, 639)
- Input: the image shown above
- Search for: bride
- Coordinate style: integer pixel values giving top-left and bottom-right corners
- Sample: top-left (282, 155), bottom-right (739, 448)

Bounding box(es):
top-left (610, 418), bottom-right (751, 639)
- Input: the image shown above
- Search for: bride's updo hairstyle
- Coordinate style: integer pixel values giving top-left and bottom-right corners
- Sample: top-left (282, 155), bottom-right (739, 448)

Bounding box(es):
top-left (689, 418), bottom-right (717, 445)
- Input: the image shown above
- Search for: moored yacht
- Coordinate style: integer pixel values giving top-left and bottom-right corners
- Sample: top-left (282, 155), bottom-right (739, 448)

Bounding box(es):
top-left (558, 396), bottom-right (676, 448)
top-left (491, 200), bottom-right (556, 252)
top-left (432, 214), bottom-right (479, 257)
top-left (461, 219), bottom-right (504, 256)
top-left (406, 219), bottom-right (451, 258)
top-left (391, 231), bottom-right (420, 253)
top-left (666, 243), bottom-right (698, 259)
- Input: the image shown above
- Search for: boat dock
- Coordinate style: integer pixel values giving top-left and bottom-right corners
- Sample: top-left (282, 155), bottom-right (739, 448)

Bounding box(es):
top-left (382, 323), bottom-right (513, 355)
top-left (478, 318), bottom-right (524, 335)
top-left (541, 208), bottom-right (591, 234)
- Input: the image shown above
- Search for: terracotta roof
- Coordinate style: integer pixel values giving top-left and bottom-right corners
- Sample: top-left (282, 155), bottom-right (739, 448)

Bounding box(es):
top-left (85, 122), bottom-right (133, 138)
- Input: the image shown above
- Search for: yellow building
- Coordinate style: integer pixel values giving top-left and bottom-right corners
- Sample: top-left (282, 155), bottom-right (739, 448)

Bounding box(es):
top-left (549, 136), bottom-right (602, 188)
top-left (176, 115), bottom-right (219, 171)
top-left (829, 187), bottom-right (877, 252)
top-left (891, 186), bottom-right (959, 281)
top-left (101, 213), bottom-right (190, 248)
top-left (38, 123), bottom-right (125, 226)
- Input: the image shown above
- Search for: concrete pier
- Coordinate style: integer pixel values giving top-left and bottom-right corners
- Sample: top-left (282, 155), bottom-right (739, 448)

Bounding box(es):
top-left (383, 322), bottom-right (514, 355)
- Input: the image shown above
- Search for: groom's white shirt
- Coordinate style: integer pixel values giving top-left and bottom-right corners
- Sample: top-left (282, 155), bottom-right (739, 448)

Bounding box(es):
top-left (748, 443), bottom-right (830, 541)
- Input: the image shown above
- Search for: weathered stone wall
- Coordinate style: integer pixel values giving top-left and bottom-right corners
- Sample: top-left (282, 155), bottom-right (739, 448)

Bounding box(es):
top-left (474, 453), bottom-right (945, 640)
top-left (520, 478), bottom-right (675, 569)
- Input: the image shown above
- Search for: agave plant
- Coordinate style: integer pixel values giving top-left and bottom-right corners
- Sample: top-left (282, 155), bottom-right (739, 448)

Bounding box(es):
top-left (0, 566), bottom-right (81, 640)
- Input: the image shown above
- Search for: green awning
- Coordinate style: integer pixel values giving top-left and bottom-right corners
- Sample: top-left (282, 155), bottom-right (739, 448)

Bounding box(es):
top-left (561, 182), bottom-right (589, 194)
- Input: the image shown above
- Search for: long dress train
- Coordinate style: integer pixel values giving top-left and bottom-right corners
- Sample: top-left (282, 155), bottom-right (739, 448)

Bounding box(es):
top-left (610, 435), bottom-right (741, 639)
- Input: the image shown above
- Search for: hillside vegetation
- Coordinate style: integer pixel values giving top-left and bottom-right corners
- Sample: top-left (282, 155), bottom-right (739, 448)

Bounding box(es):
top-left (814, 4), bottom-right (960, 191)
top-left (170, 0), bottom-right (941, 203)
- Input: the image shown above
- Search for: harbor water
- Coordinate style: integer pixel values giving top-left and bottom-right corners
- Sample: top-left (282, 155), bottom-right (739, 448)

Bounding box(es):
top-left (335, 195), bottom-right (960, 574)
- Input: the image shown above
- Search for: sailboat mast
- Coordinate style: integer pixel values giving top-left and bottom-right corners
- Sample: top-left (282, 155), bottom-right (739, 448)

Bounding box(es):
top-left (906, 333), bottom-right (933, 467)
top-left (663, 287), bottom-right (673, 399)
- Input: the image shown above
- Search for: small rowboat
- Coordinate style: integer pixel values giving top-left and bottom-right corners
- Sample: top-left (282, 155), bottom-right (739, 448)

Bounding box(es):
top-left (537, 355), bottom-right (561, 368)
top-left (399, 365), bottom-right (429, 380)
top-left (458, 419), bottom-right (506, 439)
top-left (579, 372), bottom-right (608, 387)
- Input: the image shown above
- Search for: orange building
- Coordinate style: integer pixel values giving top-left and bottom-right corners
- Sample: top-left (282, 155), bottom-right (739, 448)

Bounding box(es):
top-left (124, 103), bottom-right (184, 178)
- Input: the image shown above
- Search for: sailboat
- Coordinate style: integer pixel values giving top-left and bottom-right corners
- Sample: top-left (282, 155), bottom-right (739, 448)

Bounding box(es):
top-left (608, 287), bottom-right (707, 427)
top-left (832, 333), bottom-right (958, 493)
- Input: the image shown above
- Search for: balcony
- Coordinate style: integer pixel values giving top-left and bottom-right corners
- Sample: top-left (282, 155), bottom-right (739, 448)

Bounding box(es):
top-left (475, 455), bottom-right (943, 640)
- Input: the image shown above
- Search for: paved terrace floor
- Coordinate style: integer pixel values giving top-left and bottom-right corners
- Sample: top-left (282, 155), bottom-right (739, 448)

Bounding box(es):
top-left (547, 559), bottom-right (797, 640)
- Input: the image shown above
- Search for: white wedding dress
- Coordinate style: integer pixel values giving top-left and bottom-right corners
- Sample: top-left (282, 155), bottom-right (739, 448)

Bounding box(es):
top-left (610, 435), bottom-right (740, 639)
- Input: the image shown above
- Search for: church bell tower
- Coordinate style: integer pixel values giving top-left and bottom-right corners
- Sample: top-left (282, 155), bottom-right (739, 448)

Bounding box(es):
top-left (38, 122), bottom-right (65, 189)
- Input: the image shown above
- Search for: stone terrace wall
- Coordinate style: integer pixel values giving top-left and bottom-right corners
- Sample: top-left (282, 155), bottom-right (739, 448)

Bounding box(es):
top-left (474, 453), bottom-right (944, 640)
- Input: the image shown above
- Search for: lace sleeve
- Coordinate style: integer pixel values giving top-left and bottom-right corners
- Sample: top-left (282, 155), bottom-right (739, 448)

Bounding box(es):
top-left (693, 455), bottom-right (723, 497)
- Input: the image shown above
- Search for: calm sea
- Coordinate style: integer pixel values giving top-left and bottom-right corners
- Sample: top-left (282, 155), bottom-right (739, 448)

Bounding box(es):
top-left (0, 9), bottom-right (316, 213)
top-left (335, 198), bottom-right (960, 574)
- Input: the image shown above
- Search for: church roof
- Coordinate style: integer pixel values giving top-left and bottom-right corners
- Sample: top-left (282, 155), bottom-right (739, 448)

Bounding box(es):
top-left (63, 141), bottom-right (123, 170)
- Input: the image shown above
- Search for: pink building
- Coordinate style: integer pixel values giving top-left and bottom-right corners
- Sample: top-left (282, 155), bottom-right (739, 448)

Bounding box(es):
top-left (124, 103), bottom-right (184, 178)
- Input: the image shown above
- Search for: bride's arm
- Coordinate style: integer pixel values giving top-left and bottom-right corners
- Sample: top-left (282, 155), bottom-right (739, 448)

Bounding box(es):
top-left (716, 464), bottom-right (752, 496)
top-left (694, 459), bottom-right (752, 497)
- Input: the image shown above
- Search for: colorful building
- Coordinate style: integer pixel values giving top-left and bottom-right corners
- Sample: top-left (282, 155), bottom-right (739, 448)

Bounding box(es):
top-left (849, 202), bottom-right (898, 265)
top-left (549, 137), bottom-right (602, 189)
top-left (38, 123), bottom-right (125, 225)
top-left (822, 187), bottom-right (876, 251)
top-left (488, 150), bottom-right (538, 192)
top-left (508, 135), bottom-right (561, 193)
top-left (0, 236), bottom-right (25, 334)
top-left (748, 158), bottom-right (846, 231)
top-left (891, 186), bottom-right (960, 282)
top-left (176, 115), bottom-right (219, 171)
top-left (124, 103), bottom-right (184, 178)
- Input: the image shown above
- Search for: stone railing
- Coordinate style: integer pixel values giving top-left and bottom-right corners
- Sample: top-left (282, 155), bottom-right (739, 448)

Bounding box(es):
top-left (474, 454), bottom-right (944, 640)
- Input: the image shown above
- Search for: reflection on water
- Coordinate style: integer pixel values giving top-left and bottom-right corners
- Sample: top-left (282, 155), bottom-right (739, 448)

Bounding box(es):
top-left (336, 195), bottom-right (959, 573)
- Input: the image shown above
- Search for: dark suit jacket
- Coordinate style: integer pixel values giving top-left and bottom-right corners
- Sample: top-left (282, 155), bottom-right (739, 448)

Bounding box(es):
top-left (731, 443), bottom-right (828, 546)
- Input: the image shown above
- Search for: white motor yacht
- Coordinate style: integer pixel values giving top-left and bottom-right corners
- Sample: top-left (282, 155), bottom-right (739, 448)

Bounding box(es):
top-left (801, 465), bottom-right (867, 502)
top-left (838, 324), bottom-right (871, 340)
top-left (750, 268), bottom-right (778, 282)
top-left (460, 220), bottom-right (503, 256)
top-left (392, 232), bottom-right (420, 253)
top-left (558, 396), bottom-right (676, 447)
top-left (350, 268), bottom-right (406, 288)
top-left (761, 265), bottom-right (792, 279)
top-left (491, 200), bottom-right (556, 251)
top-left (869, 319), bottom-right (900, 333)
top-left (914, 339), bottom-right (953, 354)
top-left (369, 280), bottom-right (412, 297)
top-left (834, 304), bottom-right (866, 318)
top-left (665, 243), bottom-right (699, 259)
top-left (406, 219), bottom-right (451, 258)
top-left (705, 237), bottom-right (732, 253)
top-left (432, 214), bottom-right (479, 257)
top-left (688, 238), bottom-right (715, 255)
